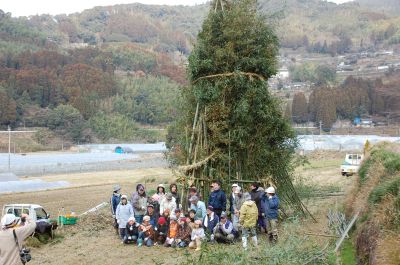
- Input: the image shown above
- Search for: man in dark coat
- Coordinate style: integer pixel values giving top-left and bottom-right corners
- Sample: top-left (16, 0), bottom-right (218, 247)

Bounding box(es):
top-left (110, 184), bottom-right (121, 234)
top-left (250, 182), bottom-right (265, 232)
top-left (208, 180), bottom-right (227, 218)
top-left (229, 183), bottom-right (238, 216)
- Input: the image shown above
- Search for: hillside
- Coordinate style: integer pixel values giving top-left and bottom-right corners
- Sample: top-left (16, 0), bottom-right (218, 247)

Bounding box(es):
top-left (1, 0), bottom-right (400, 143)
top-left (2, 0), bottom-right (400, 53)
top-left (357, 0), bottom-right (400, 15)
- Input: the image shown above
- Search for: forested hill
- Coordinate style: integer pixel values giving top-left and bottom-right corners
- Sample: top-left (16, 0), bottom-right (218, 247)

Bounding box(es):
top-left (2, 0), bottom-right (400, 53)
top-left (357, 0), bottom-right (400, 15)
top-left (0, 0), bottom-right (400, 143)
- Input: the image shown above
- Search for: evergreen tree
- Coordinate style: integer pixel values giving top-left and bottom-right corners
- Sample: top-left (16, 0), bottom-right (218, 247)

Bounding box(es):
top-left (292, 92), bottom-right (308, 123)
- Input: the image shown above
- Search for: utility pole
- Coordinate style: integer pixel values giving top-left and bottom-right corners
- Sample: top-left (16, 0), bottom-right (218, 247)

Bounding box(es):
top-left (0, 128), bottom-right (37, 171)
top-left (8, 125), bottom-right (11, 171)
top-left (319, 120), bottom-right (322, 135)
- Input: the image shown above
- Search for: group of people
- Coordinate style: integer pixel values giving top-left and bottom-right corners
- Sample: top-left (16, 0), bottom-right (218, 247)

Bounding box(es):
top-left (111, 180), bottom-right (280, 250)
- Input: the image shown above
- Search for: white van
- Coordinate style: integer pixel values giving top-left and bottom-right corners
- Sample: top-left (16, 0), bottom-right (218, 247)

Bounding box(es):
top-left (2, 204), bottom-right (51, 223)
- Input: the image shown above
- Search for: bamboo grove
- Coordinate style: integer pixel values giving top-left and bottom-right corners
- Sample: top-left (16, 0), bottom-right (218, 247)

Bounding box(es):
top-left (167, 0), bottom-right (306, 213)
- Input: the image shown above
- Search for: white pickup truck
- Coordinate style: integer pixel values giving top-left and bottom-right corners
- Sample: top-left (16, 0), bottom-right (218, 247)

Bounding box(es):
top-left (2, 204), bottom-right (51, 223)
top-left (340, 154), bottom-right (364, 176)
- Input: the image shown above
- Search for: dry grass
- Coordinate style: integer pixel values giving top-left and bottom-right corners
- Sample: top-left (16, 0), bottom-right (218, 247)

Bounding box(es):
top-left (375, 233), bottom-right (400, 265)
top-left (355, 220), bottom-right (380, 265)
top-left (374, 194), bottom-right (399, 230)
top-left (345, 162), bottom-right (385, 216)
top-left (0, 168), bottom-right (173, 215)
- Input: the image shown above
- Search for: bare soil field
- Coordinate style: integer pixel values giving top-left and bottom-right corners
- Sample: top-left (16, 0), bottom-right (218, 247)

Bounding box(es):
top-left (0, 150), bottom-right (356, 265)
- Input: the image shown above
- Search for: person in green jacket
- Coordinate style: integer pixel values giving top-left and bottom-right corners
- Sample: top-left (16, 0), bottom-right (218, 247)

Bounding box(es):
top-left (239, 192), bottom-right (258, 249)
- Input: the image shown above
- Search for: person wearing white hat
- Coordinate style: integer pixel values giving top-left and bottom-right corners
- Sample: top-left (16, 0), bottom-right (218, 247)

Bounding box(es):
top-left (0, 213), bottom-right (36, 265)
top-left (116, 194), bottom-right (134, 242)
top-left (261, 186), bottom-right (280, 243)
top-left (124, 217), bottom-right (139, 244)
top-left (159, 193), bottom-right (177, 218)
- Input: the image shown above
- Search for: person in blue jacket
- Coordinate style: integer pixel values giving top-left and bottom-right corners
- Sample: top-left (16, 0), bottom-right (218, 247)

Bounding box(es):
top-left (261, 186), bottom-right (280, 243)
top-left (110, 184), bottom-right (122, 234)
top-left (202, 206), bottom-right (219, 241)
top-left (208, 180), bottom-right (227, 218)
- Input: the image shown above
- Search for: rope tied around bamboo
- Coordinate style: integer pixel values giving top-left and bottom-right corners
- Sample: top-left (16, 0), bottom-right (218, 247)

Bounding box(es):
top-left (178, 152), bottom-right (216, 174)
top-left (191, 71), bottom-right (266, 85)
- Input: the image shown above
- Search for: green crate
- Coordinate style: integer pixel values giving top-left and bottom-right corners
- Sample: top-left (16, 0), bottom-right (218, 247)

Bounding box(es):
top-left (58, 216), bottom-right (78, 225)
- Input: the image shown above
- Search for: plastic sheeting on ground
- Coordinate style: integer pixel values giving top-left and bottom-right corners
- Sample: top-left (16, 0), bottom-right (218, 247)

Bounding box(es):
top-left (0, 172), bottom-right (18, 182)
top-left (0, 179), bottom-right (69, 194)
top-left (78, 142), bottom-right (167, 153)
top-left (298, 135), bottom-right (400, 151)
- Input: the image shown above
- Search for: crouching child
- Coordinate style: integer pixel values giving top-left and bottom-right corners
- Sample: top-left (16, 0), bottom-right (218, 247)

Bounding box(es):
top-left (164, 216), bottom-right (178, 247)
top-left (176, 217), bottom-right (192, 248)
top-left (189, 220), bottom-right (205, 251)
top-left (155, 216), bottom-right (168, 245)
top-left (138, 215), bottom-right (154, 247)
top-left (124, 217), bottom-right (139, 244)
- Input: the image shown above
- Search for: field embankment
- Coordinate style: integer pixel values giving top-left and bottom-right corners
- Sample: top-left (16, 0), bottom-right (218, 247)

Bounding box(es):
top-left (346, 143), bottom-right (400, 265)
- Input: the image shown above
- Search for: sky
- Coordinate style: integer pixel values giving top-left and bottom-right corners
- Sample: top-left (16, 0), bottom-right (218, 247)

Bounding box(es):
top-left (1, 0), bottom-right (353, 17)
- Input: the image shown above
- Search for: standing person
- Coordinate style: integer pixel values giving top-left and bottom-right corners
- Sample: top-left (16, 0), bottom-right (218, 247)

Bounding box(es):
top-left (250, 182), bottom-right (265, 232)
top-left (156, 184), bottom-right (166, 202)
top-left (189, 196), bottom-right (207, 220)
top-left (229, 184), bottom-right (238, 217)
top-left (208, 180), bottom-right (227, 218)
top-left (261, 186), bottom-right (280, 243)
top-left (146, 204), bottom-right (159, 227)
top-left (213, 212), bottom-right (238, 244)
top-left (187, 186), bottom-right (202, 207)
top-left (0, 213), bottom-right (36, 265)
top-left (176, 217), bottom-right (192, 248)
top-left (232, 186), bottom-right (244, 231)
top-left (239, 192), bottom-right (258, 250)
top-left (189, 220), bottom-right (205, 251)
top-left (160, 193), bottom-right (177, 217)
top-left (116, 195), bottom-right (135, 242)
top-left (170, 183), bottom-right (181, 209)
top-left (148, 193), bottom-right (161, 220)
top-left (138, 216), bottom-right (155, 247)
top-left (202, 206), bottom-right (219, 241)
top-left (110, 184), bottom-right (122, 234)
top-left (131, 184), bottom-right (148, 224)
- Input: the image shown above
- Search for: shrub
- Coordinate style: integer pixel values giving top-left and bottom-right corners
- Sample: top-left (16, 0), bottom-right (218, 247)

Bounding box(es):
top-left (369, 177), bottom-right (400, 205)
top-left (358, 157), bottom-right (373, 184)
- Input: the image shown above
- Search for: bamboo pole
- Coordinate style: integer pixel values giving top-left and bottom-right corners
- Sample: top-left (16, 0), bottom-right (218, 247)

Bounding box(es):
top-left (187, 102), bottom-right (200, 165)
